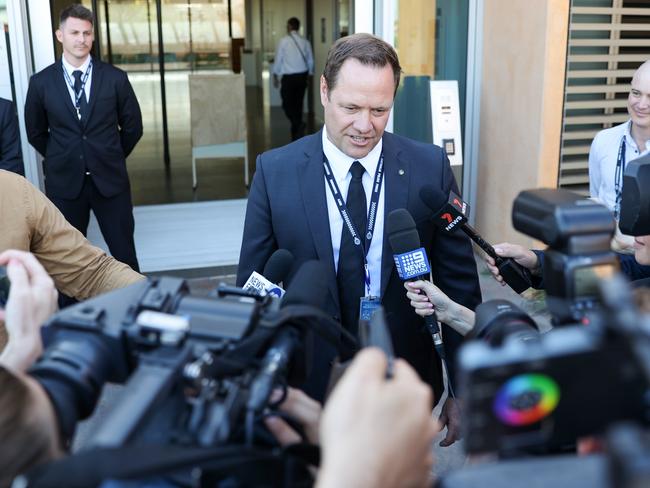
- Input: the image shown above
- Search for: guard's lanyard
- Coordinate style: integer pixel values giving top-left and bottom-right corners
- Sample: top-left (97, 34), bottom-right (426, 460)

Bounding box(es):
top-left (324, 153), bottom-right (384, 295)
top-left (614, 135), bottom-right (626, 220)
top-left (62, 59), bottom-right (92, 119)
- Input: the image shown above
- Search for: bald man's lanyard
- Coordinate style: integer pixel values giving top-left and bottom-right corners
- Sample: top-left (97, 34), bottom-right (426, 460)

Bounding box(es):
top-left (614, 135), bottom-right (626, 220)
top-left (323, 154), bottom-right (384, 321)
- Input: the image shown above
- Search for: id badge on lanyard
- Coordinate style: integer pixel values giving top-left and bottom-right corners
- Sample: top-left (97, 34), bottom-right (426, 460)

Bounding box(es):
top-left (323, 154), bottom-right (384, 321)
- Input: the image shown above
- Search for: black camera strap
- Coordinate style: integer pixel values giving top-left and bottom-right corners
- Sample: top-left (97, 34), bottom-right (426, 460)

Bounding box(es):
top-left (23, 443), bottom-right (318, 488)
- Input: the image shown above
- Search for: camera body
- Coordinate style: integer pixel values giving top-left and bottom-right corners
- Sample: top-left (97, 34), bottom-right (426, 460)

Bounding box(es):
top-left (460, 314), bottom-right (648, 454)
top-left (512, 188), bottom-right (618, 325)
top-left (460, 171), bottom-right (650, 457)
top-left (29, 275), bottom-right (311, 453)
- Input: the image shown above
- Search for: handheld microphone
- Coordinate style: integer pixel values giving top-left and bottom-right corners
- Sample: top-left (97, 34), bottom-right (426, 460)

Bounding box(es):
top-left (246, 260), bottom-right (323, 414)
top-left (387, 209), bottom-right (445, 356)
top-left (419, 186), bottom-right (532, 294)
top-left (242, 249), bottom-right (294, 297)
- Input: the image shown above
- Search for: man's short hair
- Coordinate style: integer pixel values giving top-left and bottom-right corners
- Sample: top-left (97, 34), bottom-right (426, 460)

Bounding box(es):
top-left (59, 4), bottom-right (94, 27)
top-left (288, 17), bottom-right (300, 31)
top-left (322, 33), bottom-right (402, 96)
top-left (0, 367), bottom-right (55, 485)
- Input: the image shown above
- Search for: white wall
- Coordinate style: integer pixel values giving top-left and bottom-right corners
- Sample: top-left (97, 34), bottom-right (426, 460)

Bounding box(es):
top-left (312, 0), bottom-right (335, 124)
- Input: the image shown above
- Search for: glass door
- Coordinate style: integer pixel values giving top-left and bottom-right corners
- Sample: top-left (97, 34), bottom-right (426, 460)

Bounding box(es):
top-left (51, 0), bottom-right (246, 205)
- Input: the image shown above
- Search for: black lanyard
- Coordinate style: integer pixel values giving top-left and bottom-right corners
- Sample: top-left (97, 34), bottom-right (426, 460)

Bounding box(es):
top-left (614, 135), bottom-right (626, 220)
top-left (323, 153), bottom-right (384, 294)
top-left (62, 60), bottom-right (92, 117)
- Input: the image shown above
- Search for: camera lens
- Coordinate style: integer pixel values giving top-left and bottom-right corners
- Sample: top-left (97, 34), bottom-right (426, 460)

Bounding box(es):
top-left (471, 299), bottom-right (539, 347)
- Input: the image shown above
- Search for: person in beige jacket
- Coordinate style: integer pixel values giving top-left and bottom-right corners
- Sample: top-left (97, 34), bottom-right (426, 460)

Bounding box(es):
top-left (0, 169), bottom-right (144, 346)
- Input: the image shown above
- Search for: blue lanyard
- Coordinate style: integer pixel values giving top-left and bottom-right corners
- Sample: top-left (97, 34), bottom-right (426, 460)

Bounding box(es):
top-left (323, 153), bottom-right (384, 295)
top-left (62, 60), bottom-right (93, 115)
top-left (614, 135), bottom-right (626, 220)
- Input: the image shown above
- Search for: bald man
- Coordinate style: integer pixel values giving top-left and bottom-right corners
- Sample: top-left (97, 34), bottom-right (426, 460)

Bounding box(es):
top-left (589, 60), bottom-right (650, 218)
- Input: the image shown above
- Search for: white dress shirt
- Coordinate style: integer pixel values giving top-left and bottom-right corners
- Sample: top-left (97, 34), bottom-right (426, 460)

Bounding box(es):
top-left (61, 54), bottom-right (93, 117)
top-left (323, 128), bottom-right (385, 298)
top-left (589, 119), bottom-right (650, 212)
top-left (273, 32), bottom-right (314, 76)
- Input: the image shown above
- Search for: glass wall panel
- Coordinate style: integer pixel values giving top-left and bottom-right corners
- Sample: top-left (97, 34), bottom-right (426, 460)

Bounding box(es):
top-left (50, 0), bottom-right (248, 205)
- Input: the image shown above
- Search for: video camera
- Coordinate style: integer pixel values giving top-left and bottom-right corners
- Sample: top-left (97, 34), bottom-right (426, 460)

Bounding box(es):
top-left (24, 260), bottom-right (351, 487)
top-left (512, 188), bottom-right (618, 325)
top-left (457, 155), bottom-right (650, 462)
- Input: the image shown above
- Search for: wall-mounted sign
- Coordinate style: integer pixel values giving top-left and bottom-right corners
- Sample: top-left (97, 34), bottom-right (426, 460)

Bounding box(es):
top-left (430, 80), bottom-right (463, 167)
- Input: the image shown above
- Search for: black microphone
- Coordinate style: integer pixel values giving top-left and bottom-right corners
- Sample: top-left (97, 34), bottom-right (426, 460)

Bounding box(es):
top-left (246, 260), bottom-right (324, 413)
top-left (419, 185), bottom-right (532, 294)
top-left (262, 249), bottom-right (294, 285)
top-left (387, 209), bottom-right (445, 356)
top-left (242, 249), bottom-right (295, 297)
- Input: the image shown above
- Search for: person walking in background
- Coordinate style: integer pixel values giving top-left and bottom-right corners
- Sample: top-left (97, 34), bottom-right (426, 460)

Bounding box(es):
top-left (25, 4), bottom-right (142, 272)
top-left (0, 97), bottom-right (24, 175)
top-left (273, 17), bottom-right (314, 141)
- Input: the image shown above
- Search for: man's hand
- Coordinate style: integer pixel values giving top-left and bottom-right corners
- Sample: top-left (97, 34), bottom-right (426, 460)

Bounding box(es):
top-left (273, 74), bottom-right (280, 89)
top-left (316, 348), bottom-right (437, 488)
top-left (264, 387), bottom-right (322, 446)
top-left (438, 396), bottom-right (462, 447)
top-left (0, 250), bottom-right (58, 372)
top-left (484, 242), bottom-right (539, 286)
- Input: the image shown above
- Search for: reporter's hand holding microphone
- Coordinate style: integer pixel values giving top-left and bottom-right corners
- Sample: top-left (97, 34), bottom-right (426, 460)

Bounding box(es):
top-left (484, 242), bottom-right (540, 287)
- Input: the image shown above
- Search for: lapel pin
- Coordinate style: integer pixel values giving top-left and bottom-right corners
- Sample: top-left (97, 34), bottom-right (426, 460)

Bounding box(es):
top-left (398, 169), bottom-right (405, 176)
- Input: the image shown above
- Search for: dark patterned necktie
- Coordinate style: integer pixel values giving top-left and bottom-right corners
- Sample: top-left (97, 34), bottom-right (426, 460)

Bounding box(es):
top-left (72, 70), bottom-right (89, 121)
top-left (337, 161), bottom-right (367, 335)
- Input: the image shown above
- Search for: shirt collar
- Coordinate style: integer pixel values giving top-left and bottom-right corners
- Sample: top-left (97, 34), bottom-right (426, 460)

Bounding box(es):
top-left (62, 54), bottom-right (92, 77)
top-left (625, 119), bottom-right (650, 152)
top-left (322, 127), bottom-right (383, 183)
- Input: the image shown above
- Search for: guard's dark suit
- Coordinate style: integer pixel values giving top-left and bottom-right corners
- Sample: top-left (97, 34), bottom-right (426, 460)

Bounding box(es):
top-left (0, 98), bottom-right (23, 175)
top-left (25, 58), bottom-right (142, 270)
top-left (237, 130), bottom-right (482, 402)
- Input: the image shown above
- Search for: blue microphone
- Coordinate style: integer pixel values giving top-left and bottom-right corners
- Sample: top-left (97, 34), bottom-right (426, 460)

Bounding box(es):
top-left (387, 208), bottom-right (444, 355)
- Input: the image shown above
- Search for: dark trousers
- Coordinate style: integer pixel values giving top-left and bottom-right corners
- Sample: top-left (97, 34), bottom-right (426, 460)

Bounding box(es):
top-left (49, 175), bottom-right (140, 272)
top-left (280, 72), bottom-right (308, 141)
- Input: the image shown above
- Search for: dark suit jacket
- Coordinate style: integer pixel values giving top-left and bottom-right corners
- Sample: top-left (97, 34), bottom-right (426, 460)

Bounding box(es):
top-left (237, 130), bottom-right (482, 402)
top-left (24, 59), bottom-right (143, 199)
top-left (0, 98), bottom-right (24, 175)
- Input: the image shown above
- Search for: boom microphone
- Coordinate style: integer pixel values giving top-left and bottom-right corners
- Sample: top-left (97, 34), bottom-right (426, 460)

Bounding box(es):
top-left (243, 249), bottom-right (295, 297)
top-left (263, 249), bottom-right (294, 284)
top-left (387, 209), bottom-right (445, 356)
top-left (419, 185), bottom-right (532, 294)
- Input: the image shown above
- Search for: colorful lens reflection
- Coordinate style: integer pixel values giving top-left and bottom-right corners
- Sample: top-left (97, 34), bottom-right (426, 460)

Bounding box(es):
top-left (493, 374), bottom-right (560, 426)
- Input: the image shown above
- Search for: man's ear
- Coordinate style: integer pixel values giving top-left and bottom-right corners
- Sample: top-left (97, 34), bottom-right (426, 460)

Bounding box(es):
top-left (320, 75), bottom-right (329, 106)
top-left (55, 29), bottom-right (63, 43)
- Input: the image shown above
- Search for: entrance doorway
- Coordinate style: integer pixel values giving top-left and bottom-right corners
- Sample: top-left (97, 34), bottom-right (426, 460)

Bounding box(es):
top-left (50, 0), bottom-right (248, 205)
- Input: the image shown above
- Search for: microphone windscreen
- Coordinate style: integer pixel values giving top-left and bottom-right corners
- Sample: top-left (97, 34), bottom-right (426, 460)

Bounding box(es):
top-left (419, 185), bottom-right (448, 213)
top-left (387, 208), bottom-right (421, 254)
top-left (263, 249), bottom-right (295, 284)
top-left (281, 260), bottom-right (327, 310)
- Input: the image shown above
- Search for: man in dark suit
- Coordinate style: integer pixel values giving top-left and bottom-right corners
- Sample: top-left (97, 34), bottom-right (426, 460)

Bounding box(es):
top-left (237, 33), bottom-right (481, 446)
top-left (0, 98), bottom-right (23, 175)
top-left (25, 4), bottom-right (142, 271)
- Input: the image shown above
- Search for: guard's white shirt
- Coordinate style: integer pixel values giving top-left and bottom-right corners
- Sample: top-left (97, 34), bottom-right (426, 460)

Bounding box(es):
top-left (272, 32), bottom-right (314, 76)
top-left (323, 128), bottom-right (385, 298)
top-left (589, 119), bottom-right (650, 211)
top-left (61, 55), bottom-right (93, 113)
